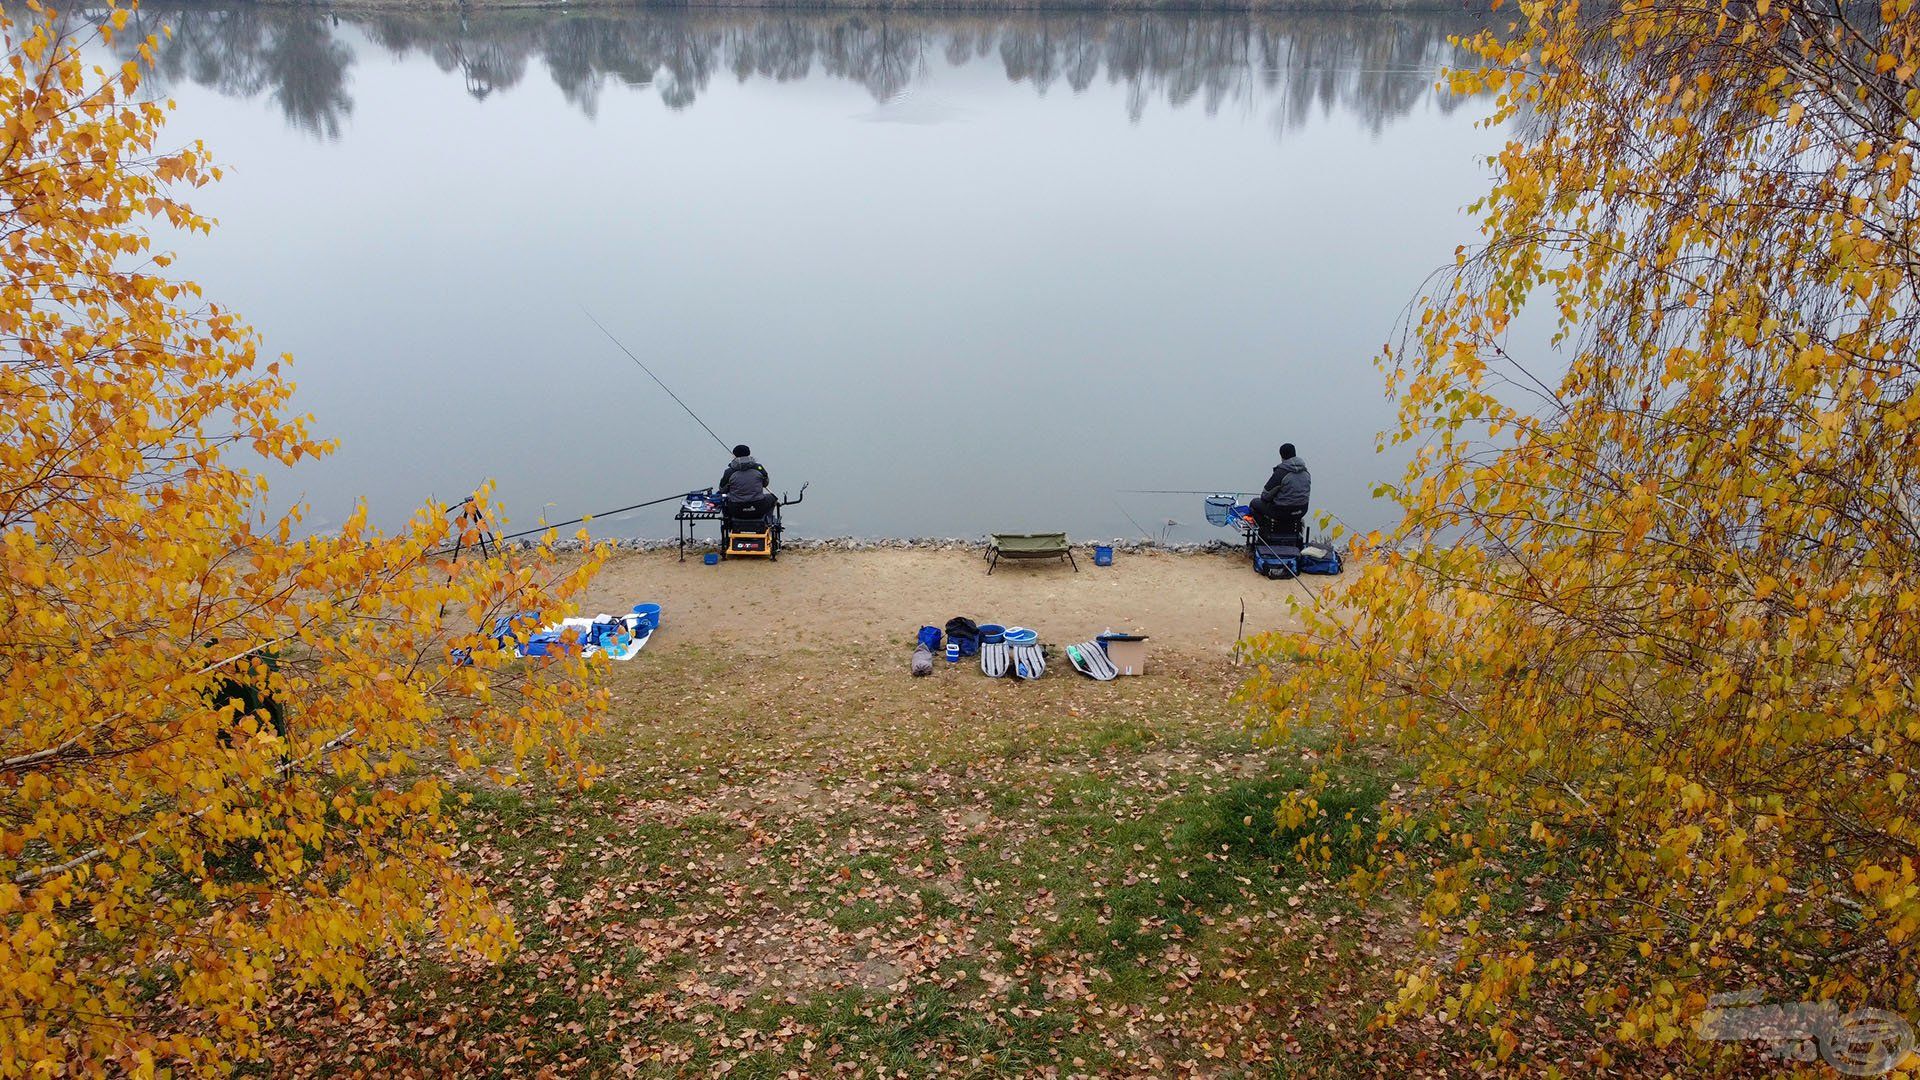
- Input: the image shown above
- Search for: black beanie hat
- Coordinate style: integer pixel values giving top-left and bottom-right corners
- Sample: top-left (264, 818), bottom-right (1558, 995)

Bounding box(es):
top-left (732, 444), bottom-right (751, 457)
top-left (1279, 443), bottom-right (1296, 459)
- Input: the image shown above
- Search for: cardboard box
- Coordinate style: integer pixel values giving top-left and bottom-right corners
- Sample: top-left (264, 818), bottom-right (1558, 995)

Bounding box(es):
top-left (1100, 634), bottom-right (1148, 676)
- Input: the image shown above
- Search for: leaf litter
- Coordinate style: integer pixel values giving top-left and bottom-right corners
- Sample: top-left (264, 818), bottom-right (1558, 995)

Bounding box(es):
top-left (256, 644), bottom-right (1712, 1077)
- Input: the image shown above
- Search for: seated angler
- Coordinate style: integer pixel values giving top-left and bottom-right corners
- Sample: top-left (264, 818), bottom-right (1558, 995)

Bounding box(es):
top-left (718, 444), bottom-right (776, 517)
top-left (1250, 442), bottom-right (1310, 539)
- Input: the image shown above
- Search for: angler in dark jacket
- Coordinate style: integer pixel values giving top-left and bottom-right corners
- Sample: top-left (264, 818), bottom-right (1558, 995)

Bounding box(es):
top-left (203, 640), bottom-right (288, 766)
top-left (718, 444), bottom-right (777, 516)
top-left (1250, 443), bottom-right (1310, 536)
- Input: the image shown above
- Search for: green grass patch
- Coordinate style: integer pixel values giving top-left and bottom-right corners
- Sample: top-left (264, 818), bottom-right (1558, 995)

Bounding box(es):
top-left (1029, 767), bottom-right (1385, 976)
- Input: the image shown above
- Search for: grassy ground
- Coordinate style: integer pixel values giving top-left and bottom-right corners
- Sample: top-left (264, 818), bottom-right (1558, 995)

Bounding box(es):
top-left (253, 645), bottom-right (1479, 1077)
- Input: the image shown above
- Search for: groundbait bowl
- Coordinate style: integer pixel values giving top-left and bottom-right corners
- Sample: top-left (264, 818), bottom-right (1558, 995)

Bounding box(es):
top-left (977, 624), bottom-right (1006, 645)
top-left (1004, 627), bottom-right (1038, 646)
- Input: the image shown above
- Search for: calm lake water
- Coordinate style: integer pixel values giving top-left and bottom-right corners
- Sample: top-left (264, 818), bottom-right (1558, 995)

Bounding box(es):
top-left (122, 4), bottom-right (1501, 542)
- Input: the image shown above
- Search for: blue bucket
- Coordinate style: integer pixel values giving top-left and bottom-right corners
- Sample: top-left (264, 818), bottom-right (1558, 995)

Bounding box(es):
top-left (703, 552), bottom-right (720, 565)
top-left (1093, 545), bottom-right (1114, 567)
top-left (631, 603), bottom-right (662, 632)
top-left (977, 623), bottom-right (1006, 645)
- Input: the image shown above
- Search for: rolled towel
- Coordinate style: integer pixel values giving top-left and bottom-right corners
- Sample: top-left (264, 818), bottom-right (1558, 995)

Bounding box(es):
top-left (1069, 641), bottom-right (1118, 680)
top-left (1011, 642), bottom-right (1046, 680)
top-left (981, 641), bottom-right (1010, 678)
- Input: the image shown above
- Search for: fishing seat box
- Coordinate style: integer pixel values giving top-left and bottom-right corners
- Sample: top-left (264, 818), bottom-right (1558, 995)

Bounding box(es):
top-left (726, 527), bottom-right (773, 556)
top-left (1254, 543), bottom-right (1300, 580)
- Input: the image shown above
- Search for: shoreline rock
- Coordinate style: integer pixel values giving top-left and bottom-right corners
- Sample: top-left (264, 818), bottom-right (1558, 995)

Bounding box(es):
top-left (277, 0), bottom-right (1452, 12)
top-left (520, 535), bottom-right (1251, 555)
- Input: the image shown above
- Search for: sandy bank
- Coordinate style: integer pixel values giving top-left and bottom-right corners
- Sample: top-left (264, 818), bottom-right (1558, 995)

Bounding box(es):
top-left (575, 546), bottom-right (1321, 659)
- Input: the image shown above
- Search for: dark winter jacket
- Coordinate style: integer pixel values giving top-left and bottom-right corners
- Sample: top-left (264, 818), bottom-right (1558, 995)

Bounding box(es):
top-left (204, 649), bottom-right (287, 748)
top-left (1262, 457), bottom-right (1311, 508)
top-left (719, 456), bottom-right (770, 502)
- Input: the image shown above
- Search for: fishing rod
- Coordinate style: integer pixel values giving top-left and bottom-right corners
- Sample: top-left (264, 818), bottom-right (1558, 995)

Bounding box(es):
top-left (426, 310), bottom-right (735, 559)
top-left (1120, 489), bottom-right (1251, 496)
top-left (582, 307), bottom-right (732, 454)
top-left (488, 490), bottom-right (694, 544)
top-left (430, 488), bottom-right (695, 557)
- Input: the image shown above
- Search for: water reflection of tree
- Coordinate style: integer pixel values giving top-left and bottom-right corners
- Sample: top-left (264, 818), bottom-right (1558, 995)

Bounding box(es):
top-left (1260, 18), bottom-right (1466, 137)
top-left (128, 5), bottom-right (353, 138)
top-left (127, 5), bottom-right (1483, 136)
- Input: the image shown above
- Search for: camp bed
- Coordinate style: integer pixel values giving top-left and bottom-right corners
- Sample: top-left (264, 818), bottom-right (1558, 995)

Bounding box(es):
top-left (986, 532), bottom-right (1077, 574)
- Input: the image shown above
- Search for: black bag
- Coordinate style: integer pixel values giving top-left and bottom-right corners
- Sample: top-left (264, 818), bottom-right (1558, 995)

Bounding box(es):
top-left (944, 617), bottom-right (980, 657)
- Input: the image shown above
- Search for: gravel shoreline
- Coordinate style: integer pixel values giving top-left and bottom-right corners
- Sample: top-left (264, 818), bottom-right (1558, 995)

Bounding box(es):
top-left (529, 535), bottom-right (1251, 554)
top-left (281, 0), bottom-right (1447, 12)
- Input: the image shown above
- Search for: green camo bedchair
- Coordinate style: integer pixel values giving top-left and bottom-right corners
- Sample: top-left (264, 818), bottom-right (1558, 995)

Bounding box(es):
top-left (986, 532), bottom-right (1077, 574)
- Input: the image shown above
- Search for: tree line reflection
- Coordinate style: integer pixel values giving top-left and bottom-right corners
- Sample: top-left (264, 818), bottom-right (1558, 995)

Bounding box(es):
top-left (119, 5), bottom-right (1481, 139)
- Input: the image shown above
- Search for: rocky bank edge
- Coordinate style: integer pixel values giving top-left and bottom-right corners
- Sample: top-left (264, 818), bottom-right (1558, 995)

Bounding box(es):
top-left (525, 536), bottom-right (1252, 554)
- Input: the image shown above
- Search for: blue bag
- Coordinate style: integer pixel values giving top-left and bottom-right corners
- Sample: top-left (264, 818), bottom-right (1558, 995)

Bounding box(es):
top-left (1297, 544), bottom-right (1343, 576)
top-left (491, 610), bottom-right (539, 645)
top-left (520, 631), bottom-right (563, 657)
top-left (456, 610), bottom-right (540, 666)
top-left (1253, 543), bottom-right (1299, 580)
top-left (917, 625), bottom-right (942, 652)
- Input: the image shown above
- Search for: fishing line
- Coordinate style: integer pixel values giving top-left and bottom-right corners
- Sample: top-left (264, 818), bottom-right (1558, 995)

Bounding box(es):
top-left (1111, 497), bottom-right (1155, 541)
top-left (582, 307), bottom-right (731, 454)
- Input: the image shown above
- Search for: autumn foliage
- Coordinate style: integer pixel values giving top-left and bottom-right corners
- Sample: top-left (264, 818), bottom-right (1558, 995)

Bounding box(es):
top-left (1245, 0), bottom-right (1920, 1069)
top-left (0, 3), bottom-right (605, 1073)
